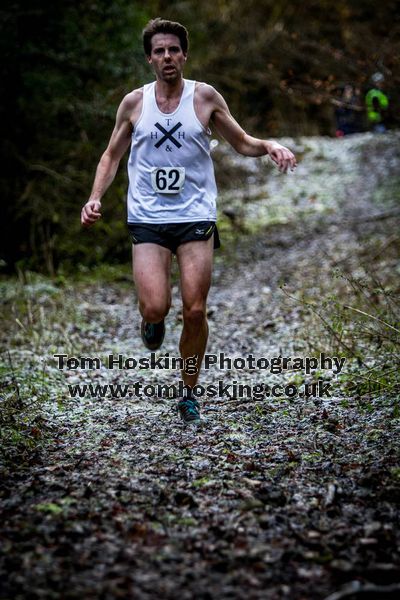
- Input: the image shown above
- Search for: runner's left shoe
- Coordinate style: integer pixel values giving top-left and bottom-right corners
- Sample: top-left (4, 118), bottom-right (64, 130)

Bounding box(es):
top-left (178, 397), bottom-right (201, 424)
top-left (141, 318), bottom-right (165, 350)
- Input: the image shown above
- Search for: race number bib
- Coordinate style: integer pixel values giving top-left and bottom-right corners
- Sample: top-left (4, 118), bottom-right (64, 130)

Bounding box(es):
top-left (151, 167), bottom-right (185, 195)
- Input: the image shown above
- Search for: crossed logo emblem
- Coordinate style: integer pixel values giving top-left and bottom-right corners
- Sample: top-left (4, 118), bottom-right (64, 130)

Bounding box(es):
top-left (154, 122), bottom-right (183, 149)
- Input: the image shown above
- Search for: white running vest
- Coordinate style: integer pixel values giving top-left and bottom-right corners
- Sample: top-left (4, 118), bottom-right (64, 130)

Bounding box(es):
top-left (127, 79), bottom-right (217, 224)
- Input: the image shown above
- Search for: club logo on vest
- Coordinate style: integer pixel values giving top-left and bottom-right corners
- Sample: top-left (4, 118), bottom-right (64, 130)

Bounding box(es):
top-left (150, 122), bottom-right (185, 149)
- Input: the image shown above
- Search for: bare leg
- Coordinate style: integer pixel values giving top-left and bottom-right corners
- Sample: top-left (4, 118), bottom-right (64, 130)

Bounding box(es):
top-left (132, 243), bottom-right (172, 323)
top-left (176, 236), bottom-right (214, 389)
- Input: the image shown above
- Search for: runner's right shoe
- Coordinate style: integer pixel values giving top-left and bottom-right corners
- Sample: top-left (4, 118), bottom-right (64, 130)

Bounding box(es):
top-left (141, 318), bottom-right (165, 350)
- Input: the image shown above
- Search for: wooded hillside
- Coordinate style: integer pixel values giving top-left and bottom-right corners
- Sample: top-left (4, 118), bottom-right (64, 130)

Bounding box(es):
top-left (1, 0), bottom-right (399, 272)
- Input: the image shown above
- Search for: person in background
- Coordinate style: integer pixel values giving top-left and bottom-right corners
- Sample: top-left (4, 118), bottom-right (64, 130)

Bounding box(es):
top-left (365, 72), bottom-right (389, 133)
top-left (333, 84), bottom-right (363, 137)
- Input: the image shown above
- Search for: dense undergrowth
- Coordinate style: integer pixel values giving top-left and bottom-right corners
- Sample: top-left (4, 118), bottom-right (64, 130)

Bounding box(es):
top-left (283, 238), bottom-right (400, 404)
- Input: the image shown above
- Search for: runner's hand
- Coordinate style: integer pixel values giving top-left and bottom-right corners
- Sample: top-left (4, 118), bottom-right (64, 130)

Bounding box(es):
top-left (267, 142), bottom-right (297, 173)
top-left (81, 200), bottom-right (102, 227)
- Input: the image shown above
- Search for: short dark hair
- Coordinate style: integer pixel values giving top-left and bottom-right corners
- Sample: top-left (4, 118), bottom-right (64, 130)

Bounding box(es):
top-left (142, 18), bottom-right (189, 56)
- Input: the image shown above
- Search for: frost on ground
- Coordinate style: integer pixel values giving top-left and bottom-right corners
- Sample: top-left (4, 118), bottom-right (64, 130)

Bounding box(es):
top-left (1, 132), bottom-right (400, 599)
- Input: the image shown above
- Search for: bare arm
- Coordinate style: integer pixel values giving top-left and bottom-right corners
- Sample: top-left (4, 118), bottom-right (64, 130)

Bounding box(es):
top-left (207, 86), bottom-right (297, 172)
top-left (81, 93), bottom-right (137, 227)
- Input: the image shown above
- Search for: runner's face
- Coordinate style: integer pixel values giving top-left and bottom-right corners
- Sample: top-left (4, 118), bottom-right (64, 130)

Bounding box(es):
top-left (147, 33), bottom-right (187, 82)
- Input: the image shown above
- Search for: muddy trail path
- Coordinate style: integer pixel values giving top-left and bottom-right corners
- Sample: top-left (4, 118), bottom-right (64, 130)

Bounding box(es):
top-left (1, 133), bottom-right (400, 600)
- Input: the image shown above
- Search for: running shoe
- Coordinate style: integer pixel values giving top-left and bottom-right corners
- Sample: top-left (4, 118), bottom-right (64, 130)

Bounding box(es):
top-left (178, 397), bottom-right (201, 424)
top-left (141, 318), bottom-right (165, 350)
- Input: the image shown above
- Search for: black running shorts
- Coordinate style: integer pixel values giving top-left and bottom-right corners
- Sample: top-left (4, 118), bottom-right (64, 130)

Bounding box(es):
top-left (128, 221), bottom-right (221, 254)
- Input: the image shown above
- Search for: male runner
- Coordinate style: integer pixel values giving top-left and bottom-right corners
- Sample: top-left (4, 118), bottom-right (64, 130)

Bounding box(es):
top-left (81, 18), bottom-right (296, 424)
